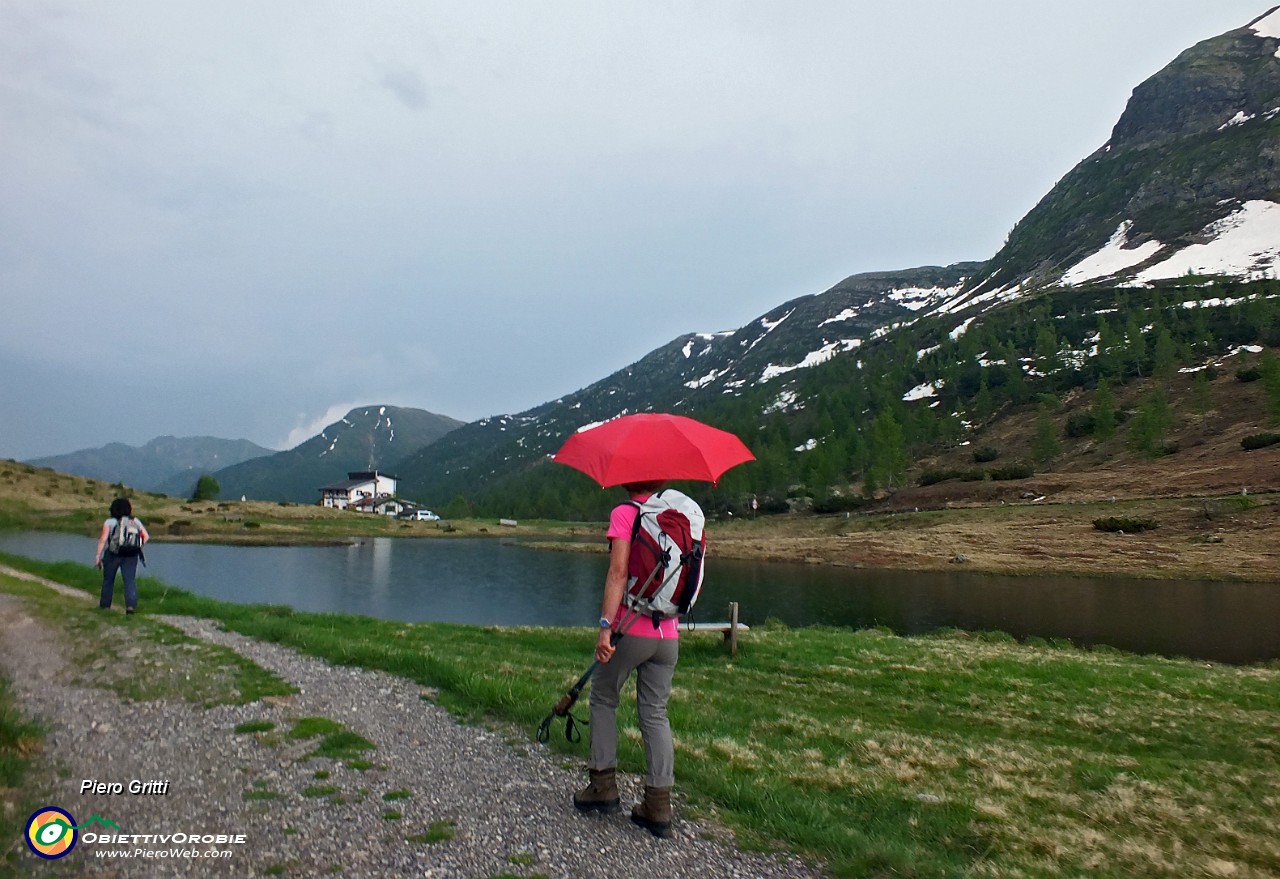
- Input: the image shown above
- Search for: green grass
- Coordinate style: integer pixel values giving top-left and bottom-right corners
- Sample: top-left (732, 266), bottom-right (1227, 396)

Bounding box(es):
top-left (234, 720), bottom-right (276, 734)
top-left (288, 716), bottom-right (375, 761)
top-left (242, 789), bottom-right (281, 801)
top-left (407, 819), bottom-right (456, 844)
top-left (0, 675), bottom-right (45, 878)
top-left (383, 788), bottom-right (412, 801)
top-left (302, 785), bottom-right (338, 798)
top-left (0, 566), bottom-right (294, 708)
top-left (3, 551), bottom-right (1280, 878)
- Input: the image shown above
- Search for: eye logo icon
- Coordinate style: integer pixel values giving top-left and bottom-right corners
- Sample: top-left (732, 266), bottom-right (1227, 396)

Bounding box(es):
top-left (25, 807), bottom-right (78, 859)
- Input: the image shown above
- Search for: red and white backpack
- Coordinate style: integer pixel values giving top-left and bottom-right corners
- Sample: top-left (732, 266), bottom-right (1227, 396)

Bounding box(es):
top-left (623, 489), bottom-right (706, 619)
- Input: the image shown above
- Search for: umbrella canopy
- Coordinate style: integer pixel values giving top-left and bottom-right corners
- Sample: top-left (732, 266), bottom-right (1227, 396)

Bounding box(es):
top-left (552, 413), bottom-right (755, 487)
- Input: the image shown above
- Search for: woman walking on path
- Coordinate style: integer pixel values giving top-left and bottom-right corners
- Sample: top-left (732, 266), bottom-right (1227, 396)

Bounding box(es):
top-left (94, 497), bottom-right (149, 614)
top-left (573, 480), bottom-right (680, 838)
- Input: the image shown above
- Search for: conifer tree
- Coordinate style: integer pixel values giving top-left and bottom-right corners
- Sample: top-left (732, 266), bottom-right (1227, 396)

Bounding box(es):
top-left (1128, 387), bottom-right (1173, 457)
top-left (1152, 327), bottom-right (1177, 378)
top-left (1192, 369), bottom-right (1213, 417)
top-left (1034, 402), bottom-right (1061, 465)
top-left (1093, 378), bottom-right (1117, 441)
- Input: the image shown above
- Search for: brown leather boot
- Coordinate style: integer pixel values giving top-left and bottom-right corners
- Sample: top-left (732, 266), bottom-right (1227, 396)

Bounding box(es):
top-left (573, 768), bottom-right (621, 813)
top-left (630, 785), bottom-right (672, 838)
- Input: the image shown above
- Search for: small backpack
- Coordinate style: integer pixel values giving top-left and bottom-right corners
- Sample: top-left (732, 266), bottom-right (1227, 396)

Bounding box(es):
top-left (623, 489), bottom-right (706, 620)
top-left (108, 517), bottom-right (143, 557)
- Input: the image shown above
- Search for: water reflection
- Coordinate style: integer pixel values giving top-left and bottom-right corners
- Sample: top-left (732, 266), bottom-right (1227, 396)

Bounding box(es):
top-left (1, 531), bottom-right (1277, 663)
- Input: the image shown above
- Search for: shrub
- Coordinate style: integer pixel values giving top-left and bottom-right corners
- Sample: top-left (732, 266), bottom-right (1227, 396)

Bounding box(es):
top-left (243, 521), bottom-right (261, 529)
top-left (971, 446), bottom-right (1000, 463)
top-left (1241, 432), bottom-right (1280, 451)
top-left (1236, 366), bottom-right (1263, 383)
top-left (988, 463), bottom-right (1035, 480)
top-left (1065, 411), bottom-right (1096, 438)
top-left (1093, 516), bottom-right (1159, 533)
top-left (812, 495), bottom-right (869, 514)
top-left (168, 520), bottom-right (193, 535)
top-left (757, 497), bottom-right (790, 515)
top-left (919, 468), bottom-right (968, 486)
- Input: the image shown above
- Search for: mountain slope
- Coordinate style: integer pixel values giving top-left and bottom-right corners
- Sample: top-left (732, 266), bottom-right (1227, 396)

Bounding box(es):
top-left (394, 263), bottom-right (979, 504)
top-left (26, 436), bottom-right (274, 493)
top-left (211, 405), bottom-right (463, 503)
top-left (970, 6), bottom-right (1280, 293)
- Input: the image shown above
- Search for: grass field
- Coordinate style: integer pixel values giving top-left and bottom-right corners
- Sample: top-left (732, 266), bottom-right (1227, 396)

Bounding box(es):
top-left (2, 551), bottom-right (1278, 878)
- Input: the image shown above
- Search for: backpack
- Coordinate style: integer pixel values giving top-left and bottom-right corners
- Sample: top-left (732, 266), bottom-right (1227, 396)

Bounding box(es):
top-left (623, 489), bottom-right (706, 620)
top-left (108, 516), bottom-right (143, 557)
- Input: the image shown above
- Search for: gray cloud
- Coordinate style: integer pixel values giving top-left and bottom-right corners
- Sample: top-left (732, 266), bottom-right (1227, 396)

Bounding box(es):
top-left (0, 1), bottom-right (1267, 459)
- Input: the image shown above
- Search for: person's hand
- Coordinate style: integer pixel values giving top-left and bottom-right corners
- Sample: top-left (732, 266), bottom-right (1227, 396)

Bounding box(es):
top-left (595, 629), bottom-right (616, 663)
top-left (94, 559), bottom-right (102, 569)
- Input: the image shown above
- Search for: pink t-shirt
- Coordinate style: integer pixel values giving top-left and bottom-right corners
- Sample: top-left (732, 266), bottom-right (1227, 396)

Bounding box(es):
top-left (607, 500), bottom-right (679, 640)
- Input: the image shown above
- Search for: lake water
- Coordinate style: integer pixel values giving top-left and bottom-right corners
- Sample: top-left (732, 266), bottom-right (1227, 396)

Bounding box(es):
top-left (2, 530), bottom-right (1278, 664)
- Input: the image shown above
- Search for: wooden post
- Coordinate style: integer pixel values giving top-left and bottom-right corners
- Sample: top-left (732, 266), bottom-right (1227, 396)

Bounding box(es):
top-left (728, 601), bottom-right (739, 659)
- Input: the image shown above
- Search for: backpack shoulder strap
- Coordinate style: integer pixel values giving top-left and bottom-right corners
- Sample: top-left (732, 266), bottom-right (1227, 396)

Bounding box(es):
top-left (627, 499), bottom-right (643, 543)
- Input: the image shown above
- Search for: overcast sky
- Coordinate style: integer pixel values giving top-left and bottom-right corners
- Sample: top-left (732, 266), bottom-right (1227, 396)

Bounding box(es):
top-left (0, 1), bottom-right (1270, 459)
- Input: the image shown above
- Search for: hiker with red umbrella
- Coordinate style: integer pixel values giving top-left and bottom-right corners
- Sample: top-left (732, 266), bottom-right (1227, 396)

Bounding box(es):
top-left (550, 413), bottom-right (753, 838)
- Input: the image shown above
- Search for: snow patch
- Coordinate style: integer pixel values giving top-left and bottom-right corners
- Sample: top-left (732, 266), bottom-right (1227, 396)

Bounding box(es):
top-left (1060, 221), bottom-right (1164, 286)
top-left (760, 310), bottom-right (794, 332)
top-left (1219, 110), bottom-right (1256, 130)
top-left (903, 380), bottom-right (943, 402)
top-left (888, 285), bottom-right (962, 312)
top-left (758, 339), bottom-right (861, 383)
top-left (684, 367), bottom-right (729, 389)
top-left (794, 438), bottom-right (818, 452)
top-left (1131, 201), bottom-right (1280, 284)
top-left (1251, 7), bottom-right (1280, 41)
top-left (764, 389), bottom-right (798, 414)
top-left (949, 317), bottom-right (975, 341)
top-left (819, 306), bottom-right (861, 326)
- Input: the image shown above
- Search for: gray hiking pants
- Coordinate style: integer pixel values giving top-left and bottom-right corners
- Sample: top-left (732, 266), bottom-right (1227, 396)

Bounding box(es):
top-left (588, 634), bottom-right (678, 787)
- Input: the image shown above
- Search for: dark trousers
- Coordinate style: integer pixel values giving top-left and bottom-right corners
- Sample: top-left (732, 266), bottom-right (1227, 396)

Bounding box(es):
top-left (99, 552), bottom-right (139, 609)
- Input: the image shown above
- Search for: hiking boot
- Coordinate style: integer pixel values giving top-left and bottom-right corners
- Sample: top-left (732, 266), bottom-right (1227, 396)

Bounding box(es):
top-left (630, 785), bottom-right (672, 838)
top-left (573, 768), bottom-right (620, 813)
top-left (125, 608), bottom-right (136, 615)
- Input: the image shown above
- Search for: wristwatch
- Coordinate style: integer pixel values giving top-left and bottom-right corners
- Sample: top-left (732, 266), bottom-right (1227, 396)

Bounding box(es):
top-left (599, 617), bottom-right (612, 629)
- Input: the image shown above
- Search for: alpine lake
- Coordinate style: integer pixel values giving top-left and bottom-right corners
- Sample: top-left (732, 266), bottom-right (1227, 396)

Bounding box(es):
top-left (2, 530), bottom-right (1277, 665)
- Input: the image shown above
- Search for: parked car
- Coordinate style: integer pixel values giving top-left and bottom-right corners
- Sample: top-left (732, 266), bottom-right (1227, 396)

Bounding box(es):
top-left (413, 509), bottom-right (440, 521)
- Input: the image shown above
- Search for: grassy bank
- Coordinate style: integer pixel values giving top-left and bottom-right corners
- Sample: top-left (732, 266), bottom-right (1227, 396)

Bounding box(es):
top-left (3, 553), bottom-right (1279, 878)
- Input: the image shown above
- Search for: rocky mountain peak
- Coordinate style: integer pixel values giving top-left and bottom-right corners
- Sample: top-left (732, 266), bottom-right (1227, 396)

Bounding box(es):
top-left (1106, 6), bottom-right (1280, 152)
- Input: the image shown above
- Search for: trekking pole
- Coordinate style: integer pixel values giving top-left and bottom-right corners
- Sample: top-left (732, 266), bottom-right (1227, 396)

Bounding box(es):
top-left (535, 605), bottom-right (644, 744)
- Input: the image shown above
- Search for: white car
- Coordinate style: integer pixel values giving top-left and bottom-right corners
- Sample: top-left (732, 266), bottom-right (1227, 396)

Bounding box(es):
top-left (413, 509), bottom-right (440, 521)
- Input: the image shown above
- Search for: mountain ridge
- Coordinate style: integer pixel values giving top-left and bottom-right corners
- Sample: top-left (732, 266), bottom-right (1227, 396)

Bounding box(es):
top-left (26, 435), bottom-right (274, 494)
top-left (208, 405), bottom-right (463, 504)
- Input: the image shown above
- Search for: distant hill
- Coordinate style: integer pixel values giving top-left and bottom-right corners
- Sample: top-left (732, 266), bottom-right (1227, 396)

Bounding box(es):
top-left (26, 436), bottom-right (274, 494)
top-left (209, 405), bottom-right (463, 503)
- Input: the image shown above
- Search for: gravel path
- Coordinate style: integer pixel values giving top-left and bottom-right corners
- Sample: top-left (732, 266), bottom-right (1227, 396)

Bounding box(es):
top-left (0, 567), bottom-right (827, 878)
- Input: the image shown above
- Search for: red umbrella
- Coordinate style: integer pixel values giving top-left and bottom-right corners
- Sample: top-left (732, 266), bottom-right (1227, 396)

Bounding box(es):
top-left (553, 413), bottom-right (755, 487)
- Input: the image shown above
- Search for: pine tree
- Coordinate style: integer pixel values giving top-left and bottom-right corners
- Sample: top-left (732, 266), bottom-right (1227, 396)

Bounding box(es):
top-left (1034, 402), bottom-right (1061, 465)
top-left (1093, 378), bottom-right (1117, 441)
top-left (1261, 350), bottom-right (1280, 426)
top-left (1128, 387), bottom-right (1173, 457)
top-left (1152, 327), bottom-right (1177, 379)
top-left (1192, 369), bottom-right (1213, 417)
top-left (870, 409), bottom-right (908, 490)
